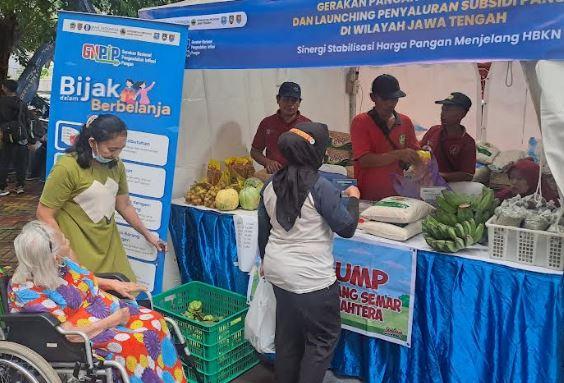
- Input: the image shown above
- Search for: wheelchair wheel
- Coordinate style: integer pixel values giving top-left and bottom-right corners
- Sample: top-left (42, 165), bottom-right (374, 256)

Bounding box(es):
top-left (0, 341), bottom-right (62, 383)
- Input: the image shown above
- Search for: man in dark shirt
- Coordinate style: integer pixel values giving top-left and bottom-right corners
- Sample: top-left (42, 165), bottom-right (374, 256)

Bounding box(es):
top-left (421, 92), bottom-right (476, 182)
top-left (0, 80), bottom-right (31, 196)
top-left (251, 82), bottom-right (311, 174)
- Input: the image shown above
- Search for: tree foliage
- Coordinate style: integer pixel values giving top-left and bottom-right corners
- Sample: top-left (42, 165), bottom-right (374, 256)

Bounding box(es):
top-left (0, 0), bottom-right (175, 81)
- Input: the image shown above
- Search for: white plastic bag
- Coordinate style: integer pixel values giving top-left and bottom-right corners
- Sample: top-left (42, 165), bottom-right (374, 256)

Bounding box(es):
top-left (244, 277), bottom-right (276, 354)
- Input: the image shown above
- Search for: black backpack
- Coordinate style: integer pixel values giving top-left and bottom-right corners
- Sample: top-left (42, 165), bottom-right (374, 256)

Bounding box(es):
top-left (1, 100), bottom-right (32, 144)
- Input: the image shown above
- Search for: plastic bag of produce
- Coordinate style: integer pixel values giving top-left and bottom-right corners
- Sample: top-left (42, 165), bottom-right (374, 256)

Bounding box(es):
top-left (392, 150), bottom-right (449, 199)
top-left (245, 277), bottom-right (276, 354)
top-left (361, 196), bottom-right (434, 224)
top-left (207, 159), bottom-right (221, 186)
top-left (226, 156), bottom-right (255, 181)
top-left (358, 219), bottom-right (422, 241)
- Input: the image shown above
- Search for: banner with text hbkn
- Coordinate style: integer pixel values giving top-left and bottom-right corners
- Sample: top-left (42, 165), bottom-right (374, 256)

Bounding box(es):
top-left (139, 0), bottom-right (564, 69)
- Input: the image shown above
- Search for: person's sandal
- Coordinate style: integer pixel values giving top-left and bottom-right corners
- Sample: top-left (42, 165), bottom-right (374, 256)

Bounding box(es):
top-left (15, 187), bottom-right (24, 195)
top-left (0, 189), bottom-right (9, 197)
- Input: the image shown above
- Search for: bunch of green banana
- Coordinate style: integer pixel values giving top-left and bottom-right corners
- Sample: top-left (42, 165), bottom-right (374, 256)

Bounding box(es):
top-left (433, 188), bottom-right (499, 230)
top-left (423, 214), bottom-right (485, 253)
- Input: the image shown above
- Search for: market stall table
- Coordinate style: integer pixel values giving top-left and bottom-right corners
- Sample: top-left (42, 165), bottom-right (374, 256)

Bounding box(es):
top-left (169, 198), bottom-right (563, 383)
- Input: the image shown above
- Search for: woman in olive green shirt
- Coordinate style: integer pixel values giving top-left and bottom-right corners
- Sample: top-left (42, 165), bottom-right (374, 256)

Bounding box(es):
top-left (37, 114), bottom-right (166, 282)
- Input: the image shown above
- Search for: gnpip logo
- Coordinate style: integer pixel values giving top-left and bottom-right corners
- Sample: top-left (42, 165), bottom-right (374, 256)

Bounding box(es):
top-left (82, 43), bottom-right (120, 66)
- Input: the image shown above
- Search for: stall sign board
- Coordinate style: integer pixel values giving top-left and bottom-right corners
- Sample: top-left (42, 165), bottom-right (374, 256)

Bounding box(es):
top-left (333, 237), bottom-right (417, 347)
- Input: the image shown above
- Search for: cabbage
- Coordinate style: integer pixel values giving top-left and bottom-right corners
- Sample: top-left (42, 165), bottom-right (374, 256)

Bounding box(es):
top-left (239, 186), bottom-right (261, 210)
top-left (215, 188), bottom-right (239, 211)
top-left (244, 177), bottom-right (264, 191)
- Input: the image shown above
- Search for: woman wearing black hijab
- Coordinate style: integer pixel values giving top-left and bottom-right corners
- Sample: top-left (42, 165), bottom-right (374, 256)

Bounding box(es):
top-left (258, 122), bottom-right (360, 383)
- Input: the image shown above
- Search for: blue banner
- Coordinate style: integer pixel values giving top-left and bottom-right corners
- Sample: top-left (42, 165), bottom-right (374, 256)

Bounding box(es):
top-left (47, 11), bottom-right (188, 293)
top-left (139, 0), bottom-right (564, 69)
top-left (17, 42), bottom-right (54, 104)
top-left (333, 237), bottom-right (416, 347)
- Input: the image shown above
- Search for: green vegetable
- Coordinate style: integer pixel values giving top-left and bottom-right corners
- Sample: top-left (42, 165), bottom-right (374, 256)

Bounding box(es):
top-left (188, 300), bottom-right (203, 313)
top-left (244, 177), bottom-right (264, 190)
top-left (239, 186), bottom-right (261, 210)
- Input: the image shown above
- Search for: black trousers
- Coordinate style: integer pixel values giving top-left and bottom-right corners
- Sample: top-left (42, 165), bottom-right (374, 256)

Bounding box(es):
top-left (29, 143), bottom-right (46, 179)
top-left (273, 282), bottom-right (341, 383)
top-left (0, 142), bottom-right (28, 189)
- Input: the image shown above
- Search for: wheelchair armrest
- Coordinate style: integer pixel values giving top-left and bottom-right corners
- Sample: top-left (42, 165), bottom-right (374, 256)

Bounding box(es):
top-left (1, 312), bottom-right (88, 364)
top-left (95, 272), bottom-right (130, 282)
top-left (2, 312), bottom-right (61, 329)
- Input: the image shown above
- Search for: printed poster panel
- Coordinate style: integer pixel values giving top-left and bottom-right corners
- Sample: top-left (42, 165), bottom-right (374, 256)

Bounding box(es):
top-left (47, 11), bottom-right (188, 293)
top-left (333, 237), bottom-right (417, 347)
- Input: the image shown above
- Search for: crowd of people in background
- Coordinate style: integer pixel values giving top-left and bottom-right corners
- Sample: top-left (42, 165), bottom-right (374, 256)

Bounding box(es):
top-left (0, 79), bottom-right (48, 197)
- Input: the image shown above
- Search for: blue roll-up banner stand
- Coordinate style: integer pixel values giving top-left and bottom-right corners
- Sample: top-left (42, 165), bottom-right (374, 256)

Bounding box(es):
top-left (47, 11), bottom-right (188, 293)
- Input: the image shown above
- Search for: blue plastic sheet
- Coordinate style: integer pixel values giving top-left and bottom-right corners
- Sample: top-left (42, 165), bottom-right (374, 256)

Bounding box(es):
top-left (169, 204), bottom-right (249, 294)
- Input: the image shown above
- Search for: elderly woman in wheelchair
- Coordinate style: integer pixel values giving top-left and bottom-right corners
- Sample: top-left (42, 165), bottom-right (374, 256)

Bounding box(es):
top-left (3, 221), bottom-right (191, 383)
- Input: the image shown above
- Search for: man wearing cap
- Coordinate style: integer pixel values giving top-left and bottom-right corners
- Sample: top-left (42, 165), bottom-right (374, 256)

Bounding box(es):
top-left (251, 82), bottom-right (311, 174)
top-left (351, 74), bottom-right (419, 201)
top-left (421, 92), bottom-right (476, 182)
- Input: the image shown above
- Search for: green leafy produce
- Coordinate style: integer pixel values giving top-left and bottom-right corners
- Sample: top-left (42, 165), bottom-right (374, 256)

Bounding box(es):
top-left (239, 186), bottom-right (261, 210)
top-left (182, 300), bottom-right (222, 324)
top-left (244, 177), bottom-right (264, 190)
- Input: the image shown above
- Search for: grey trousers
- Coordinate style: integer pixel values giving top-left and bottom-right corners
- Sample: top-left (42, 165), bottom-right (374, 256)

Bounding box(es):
top-left (273, 282), bottom-right (341, 383)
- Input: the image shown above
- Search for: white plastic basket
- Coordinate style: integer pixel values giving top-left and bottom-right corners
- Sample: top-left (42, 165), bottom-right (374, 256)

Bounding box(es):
top-left (486, 217), bottom-right (564, 271)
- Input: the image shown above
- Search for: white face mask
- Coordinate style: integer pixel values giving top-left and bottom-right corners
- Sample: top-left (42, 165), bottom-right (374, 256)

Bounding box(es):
top-left (92, 142), bottom-right (115, 164)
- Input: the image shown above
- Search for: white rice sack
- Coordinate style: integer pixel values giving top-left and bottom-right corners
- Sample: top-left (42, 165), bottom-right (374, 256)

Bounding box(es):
top-left (361, 196), bottom-right (434, 224)
top-left (476, 142), bottom-right (500, 165)
top-left (359, 219), bottom-right (422, 242)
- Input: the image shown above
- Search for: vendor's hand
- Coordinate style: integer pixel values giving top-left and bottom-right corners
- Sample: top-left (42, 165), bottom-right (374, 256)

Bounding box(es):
top-left (343, 186), bottom-right (360, 199)
top-left (115, 307), bottom-right (130, 326)
top-left (145, 233), bottom-right (167, 252)
top-left (259, 263), bottom-right (264, 277)
top-left (111, 281), bottom-right (146, 300)
top-left (394, 149), bottom-right (419, 165)
top-left (265, 159), bottom-right (283, 174)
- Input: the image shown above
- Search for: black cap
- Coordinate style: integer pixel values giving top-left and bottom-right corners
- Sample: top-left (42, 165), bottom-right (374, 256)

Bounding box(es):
top-left (278, 82), bottom-right (301, 99)
top-left (435, 92), bottom-right (472, 111)
top-left (371, 74), bottom-right (406, 99)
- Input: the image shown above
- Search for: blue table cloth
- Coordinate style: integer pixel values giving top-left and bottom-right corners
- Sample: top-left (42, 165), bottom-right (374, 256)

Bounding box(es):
top-left (170, 204), bottom-right (564, 383)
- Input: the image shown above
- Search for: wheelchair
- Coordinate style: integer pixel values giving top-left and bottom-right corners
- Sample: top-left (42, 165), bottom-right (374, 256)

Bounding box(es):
top-left (0, 273), bottom-right (202, 383)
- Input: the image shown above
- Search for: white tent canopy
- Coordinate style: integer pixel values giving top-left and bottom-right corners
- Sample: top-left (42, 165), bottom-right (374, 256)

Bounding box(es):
top-left (172, 62), bottom-right (548, 198)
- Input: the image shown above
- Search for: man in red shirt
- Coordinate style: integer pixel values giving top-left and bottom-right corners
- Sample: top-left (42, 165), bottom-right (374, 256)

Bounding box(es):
top-left (251, 82), bottom-right (311, 174)
top-left (421, 92), bottom-right (476, 182)
top-left (351, 74), bottom-right (419, 201)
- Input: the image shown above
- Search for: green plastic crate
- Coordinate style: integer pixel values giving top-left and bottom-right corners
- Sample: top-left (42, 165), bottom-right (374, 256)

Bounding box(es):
top-left (190, 340), bottom-right (255, 375)
top-left (153, 281), bottom-right (249, 358)
top-left (185, 349), bottom-right (258, 383)
top-left (184, 327), bottom-right (245, 360)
